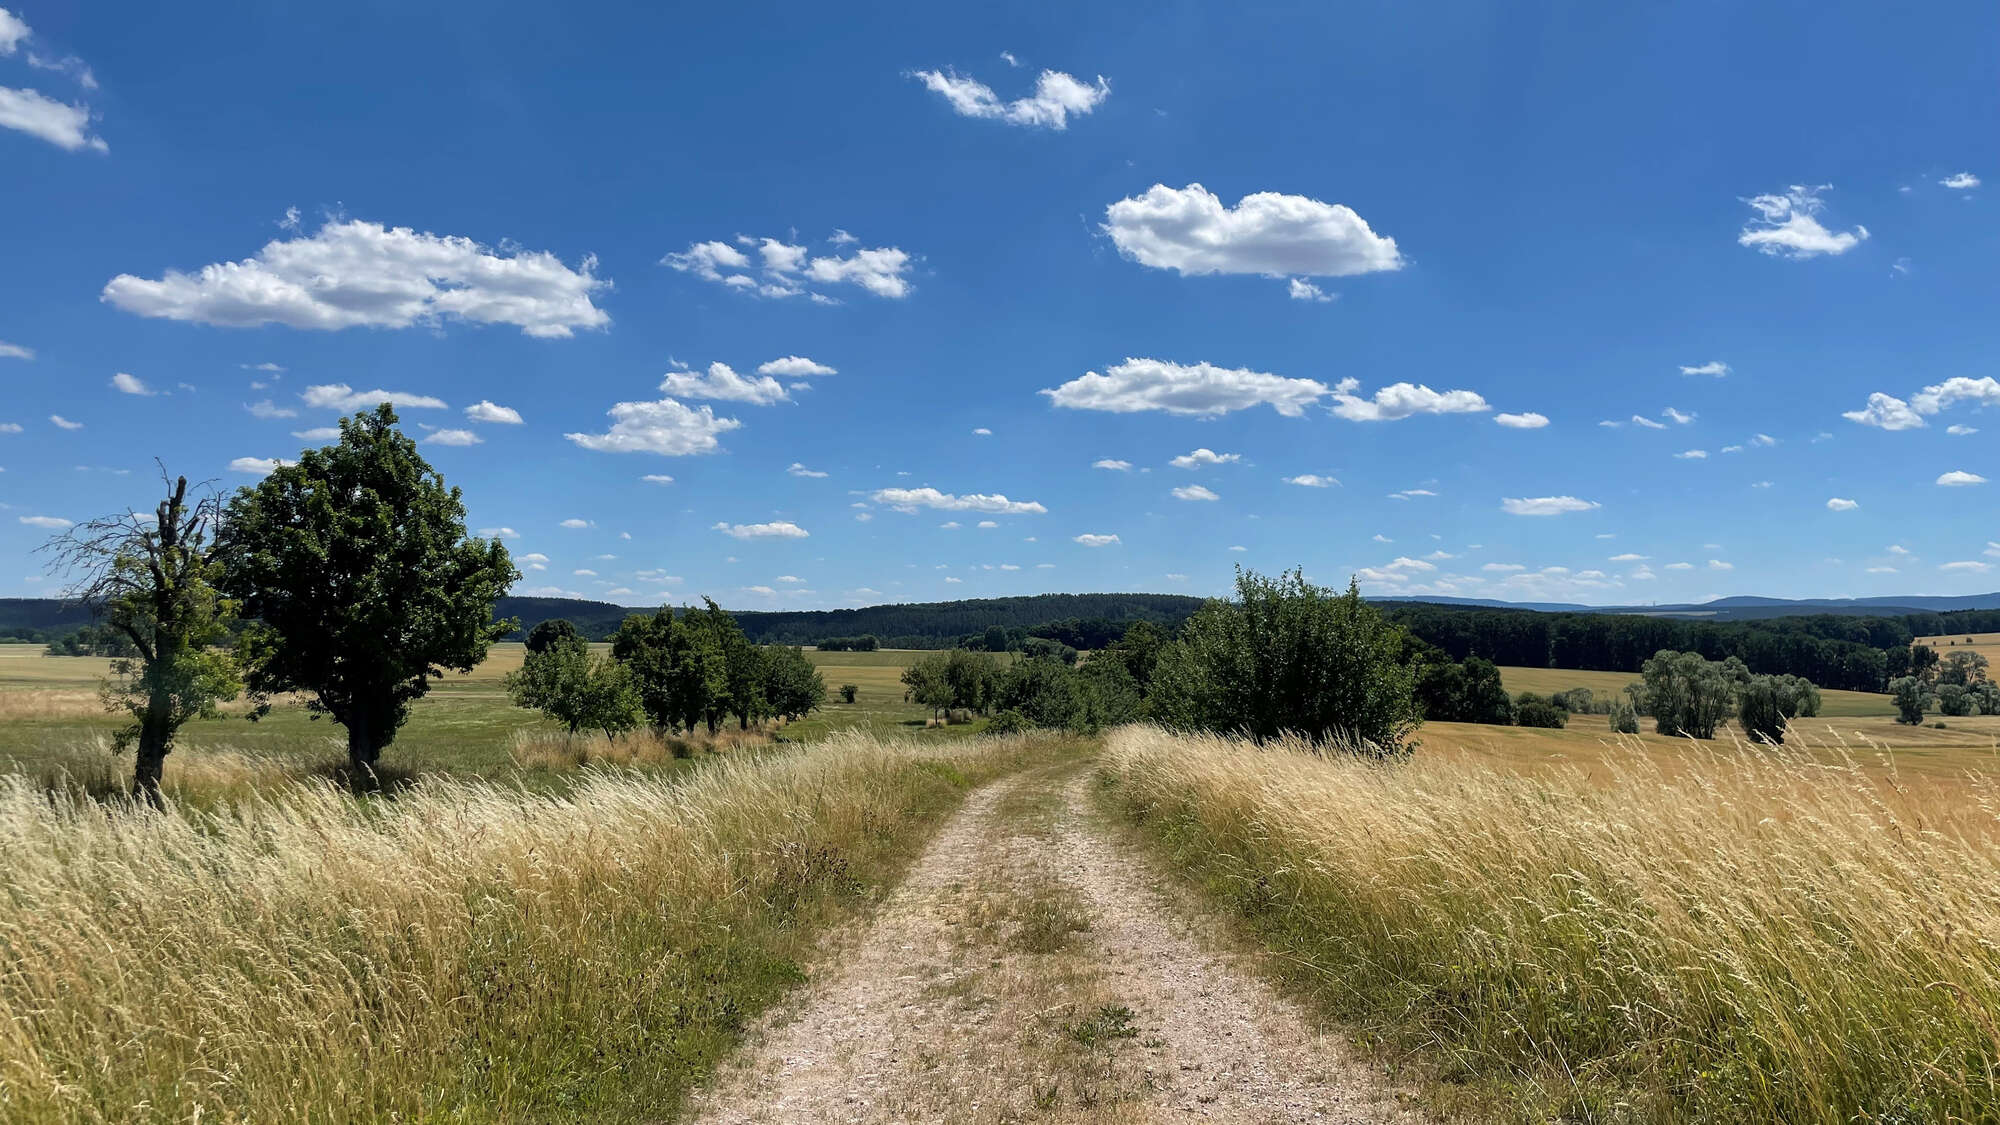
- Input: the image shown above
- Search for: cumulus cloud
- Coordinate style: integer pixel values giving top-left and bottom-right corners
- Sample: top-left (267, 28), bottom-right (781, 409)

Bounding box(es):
top-left (463, 400), bottom-right (523, 424)
top-left (558, 518), bottom-right (593, 529)
top-left (228, 456), bottom-right (292, 475)
top-left (247, 400), bottom-right (297, 420)
top-left (1494, 412), bottom-right (1548, 429)
top-left (1287, 278), bottom-right (1334, 302)
top-left (757, 355), bottom-right (836, 377)
top-left (1826, 497), bottom-right (1859, 511)
top-left (714, 520), bottom-right (809, 540)
top-left (301, 383), bottom-right (447, 412)
top-left (911, 67), bottom-right (1109, 129)
top-left (1737, 184), bottom-right (1867, 258)
top-left (1073, 533), bottom-right (1120, 547)
top-left (1937, 470), bottom-right (1987, 486)
top-left (1679, 361), bottom-right (1731, 377)
top-left (1091, 458), bottom-right (1132, 471)
top-left (0, 339), bottom-right (32, 360)
top-left (1942, 172), bottom-right (1981, 191)
top-left (869, 487), bottom-right (1046, 515)
top-left (1329, 378), bottom-right (1489, 422)
top-left (103, 219), bottom-right (609, 337)
top-left (423, 428), bottom-right (481, 446)
top-left (1501, 496), bottom-right (1600, 516)
top-left (0, 7), bottom-right (26, 54)
top-left (1042, 357), bottom-right (1327, 417)
top-left (664, 234), bottom-right (911, 300)
top-left (659, 362), bottom-right (789, 405)
top-left (1104, 183), bottom-right (1402, 280)
top-left (564, 398), bottom-right (742, 456)
top-left (0, 85), bottom-right (106, 152)
top-left (787, 462), bottom-right (828, 478)
top-left (1846, 377), bottom-right (2000, 431)
top-left (1170, 484), bottom-right (1219, 502)
top-left (1169, 447), bottom-right (1240, 469)
top-left (109, 372), bottom-right (156, 396)
top-left (1285, 474), bottom-right (1337, 488)
top-left (1843, 392), bottom-right (1923, 430)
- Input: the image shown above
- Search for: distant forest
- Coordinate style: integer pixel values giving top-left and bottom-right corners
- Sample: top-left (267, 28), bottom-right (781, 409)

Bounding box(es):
top-left (19, 591), bottom-right (2000, 692)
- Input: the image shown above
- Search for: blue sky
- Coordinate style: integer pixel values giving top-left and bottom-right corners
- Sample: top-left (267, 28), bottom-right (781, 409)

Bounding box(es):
top-left (3, 1), bottom-right (1998, 609)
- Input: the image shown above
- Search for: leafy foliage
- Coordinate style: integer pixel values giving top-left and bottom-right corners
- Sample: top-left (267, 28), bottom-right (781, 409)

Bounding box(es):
top-left (216, 405), bottom-right (518, 770)
top-left (523, 618), bottom-right (579, 655)
top-left (505, 635), bottom-right (641, 736)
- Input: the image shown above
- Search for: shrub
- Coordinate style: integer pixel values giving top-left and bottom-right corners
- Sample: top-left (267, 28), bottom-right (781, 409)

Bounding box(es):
top-left (1151, 568), bottom-right (1419, 755)
top-left (1609, 700), bottom-right (1641, 734)
top-left (1937, 682), bottom-right (1974, 717)
top-left (839, 683), bottom-right (858, 704)
top-left (1513, 693), bottom-right (1567, 729)
top-left (984, 709), bottom-right (1031, 736)
top-left (1737, 675), bottom-right (1788, 745)
top-left (1890, 676), bottom-right (1931, 725)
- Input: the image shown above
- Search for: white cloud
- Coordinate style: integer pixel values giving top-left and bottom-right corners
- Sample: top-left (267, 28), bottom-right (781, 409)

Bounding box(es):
top-left (1285, 474), bottom-right (1337, 488)
top-left (1482, 563), bottom-right (1525, 573)
top-left (659, 361), bottom-right (789, 405)
top-left (972, 427), bottom-right (992, 436)
top-left (1495, 412), bottom-right (1549, 429)
top-left (640, 474), bottom-right (674, 485)
top-left (0, 8), bottom-right (26, 54)
top-left (1389, 488), bottom-right (1435, 499)
top-left (1073, 533), bottom-right (1120, 547)
top-left (109, 372), bottom-right (156, 396)
top-left (247, 400), bottom-right (297, 419)
top-left (1372, 534), bottom-right (1393, 543)
top-left (1737, 184), bottom-right (1867, 258)
top-left (1941, 172), bottom-right (1981, 191)
top-left (49, 414), bottom-right (81, 430)
top-left (715, 520), bottom-right (809, 540)
top-left (291, 426), bottom-right (340, 440)
top-left (1169, 447), bottom-right (1240, 469)
top-left (1103, 183), bottom-right (1402, 279)
top-left (0, 339), bottom-right (32, 360)
top-left (1043, 357), bottom-right (1328, 417)
top-left (564, 397), bottom-right (742, 456)
top-left (1610, 553), bottom-right (1649, 562)
top-left (103, 219), bottom-right (608, 336)
top-left (227, 456), bottom-right (291, 475)
top-left (1937, 470), bottom-right (1987, 486)
top-left (1665, 562), bottom-right (1694, 570)
top-left (978, 520), bottom-right (998, 529)
top-left (1170, 484), bottom-right (1219, 502)
top-left (1679, 361), bottom-right (1731, 377)
top-left (18, 514), bottom-right (70, 529)
top-left (0, 85), bottom-right (105, 152)
top-left (664, 234), bottom-right (912, 300)
top-left (1092, 458), bottom-right (1132, 471)
top-left (0, 422), bottom-right (21, 433)
top-left (1287, 278), bottom-right (1334, 303)
top-left (911, 67), bottom-right (1109, 129)
top-left (757, 355), bottom-right (836, 377)
top-left (423, 428), bottom-right (481, 446)
top-left (1708, 559), bottom-right (1733, 571)
top-left (301, 384), bottom-right (447, 411)
top-left (572, 569), bottom-right (597, 578)
top-left (1630, 414), bottom-right (1667, 430)
top-left (1866, 566), bottom-right (1897, 575)
top-left (870, 487), bottom-right (1046, 515)
top-left (477, 527), bottom-right (519, 539)
top-left (1501, 496), bottom-right (1600, 516)
top-left (1675, 449), bottom-right (1708, 460)
top-left (1721, 445), bottom-right (1743, 454)
top-left (1949, 425), bottom-right (1979, 436)
top-left (1752, 433), bottom-right (1777, 446)
top-left (1229, 545), bottom-right (1247, 552)
top-left (1329, 378), bottom-right (1489, 421)
top-left (559, 518), bottom-right (593, 529)
top-left (786, 462), bottom-right (828, 479)
top-left (1911, 376), bottom-right (2000, 415)
top-left (1843, 392), bottom-right (1924, 430)
top-left (1942, 560), bottom-right (1992, 573)
top-left (463, 400), bottom-right (523, 424)
top-left (1825, 497), bottom-right (1859, 511)
top-left (1663, 407), bottom-right (1696, 425)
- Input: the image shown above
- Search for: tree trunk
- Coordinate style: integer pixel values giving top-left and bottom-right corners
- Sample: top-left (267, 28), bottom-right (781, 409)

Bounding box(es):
top-left (130, 705), bottom-right (171, 808)
top-left (738, 713), bottom-right (749, 731)
top-left (346, 724), bottom-right (381, 785)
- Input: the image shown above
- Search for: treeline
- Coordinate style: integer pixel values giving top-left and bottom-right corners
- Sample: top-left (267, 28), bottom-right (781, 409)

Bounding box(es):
top-left (730, 593), bottom-right (1204, 648)
top-left (1376, 603), bottom-right (1986, 691)
top-left (507, 607), bottom-right (824, 741)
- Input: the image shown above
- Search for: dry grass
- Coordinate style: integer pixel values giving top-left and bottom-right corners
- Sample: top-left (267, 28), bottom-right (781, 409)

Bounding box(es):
top-left (506, 725), bottom-right (777, 771)
top-left (1102, 723), bottom-right (2000, 1123)
top-left (0, 729), bottom-right (1052, 1123)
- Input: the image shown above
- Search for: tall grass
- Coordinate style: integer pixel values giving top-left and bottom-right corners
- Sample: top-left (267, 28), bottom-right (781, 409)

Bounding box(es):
top-left (1102, 724), bottom-right (2000, 1123)
top-left (0, 730), bottom-right (1050, 1123)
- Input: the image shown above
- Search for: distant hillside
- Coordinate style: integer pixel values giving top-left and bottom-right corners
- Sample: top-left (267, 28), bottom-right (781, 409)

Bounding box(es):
top-left (1377, 592), bottom-right (2000, 621)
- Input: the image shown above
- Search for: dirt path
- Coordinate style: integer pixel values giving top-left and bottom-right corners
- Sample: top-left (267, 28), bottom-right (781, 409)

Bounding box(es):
top-left (687, 763), bottom-right (1417, 1124)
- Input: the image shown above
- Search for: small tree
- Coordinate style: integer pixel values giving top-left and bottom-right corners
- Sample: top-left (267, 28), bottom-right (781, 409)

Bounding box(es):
top-left (1936, 682), bottom-right (1974, 717)
top-left (217, 405), bottom-right (518, 777)
top-left (1150, 568), bottom-right (1419, 754)
top-left (763, 645), bottom-right (827, 721)
top-left (1609, 699), bottom-right (1641, 734)
top-left (982, 624), bottom-right (1010, 653)
top-left (1939, 650), bottom-right (1990, 687)
top-left (1737, 676), bottom-right (1788, 745)
top-left (524, 618), bottom-right (580, 655)
top-left (506, 635), bottom-right (641, 737)
top-left (839, 683), bottom-right (858, 704)
top-left (1640, 650), bottom-right (1736, 739)
top-left (1973, 681), bottom-right (2000, 715)
top-left (1889, 675), bottom-right (1930, 725)
top-left (1514, 693), bottom-right (1567, 729)
top-left (612, 609), bottom-right (726, 734)
top-left (41, 472), bottom-right (242, 802)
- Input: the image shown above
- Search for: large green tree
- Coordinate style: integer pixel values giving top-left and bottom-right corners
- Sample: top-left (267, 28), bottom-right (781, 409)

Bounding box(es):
top-left (1150, 568), bottom-right (1419, 755)
top-left (42, 472), bottom-right (241, 802)
top-left (612, 609), bottom-right (726, 734)
top-left (217, 405), bottom-right (518, 775)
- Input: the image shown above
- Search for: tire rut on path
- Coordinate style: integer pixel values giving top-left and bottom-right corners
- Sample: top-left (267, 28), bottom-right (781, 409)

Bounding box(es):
top-left (687, 763), bottom-right (1418, 1124)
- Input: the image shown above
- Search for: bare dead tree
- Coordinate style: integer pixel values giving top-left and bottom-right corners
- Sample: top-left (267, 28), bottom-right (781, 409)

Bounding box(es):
top-left (37, 466), bottom-right (241, 804)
